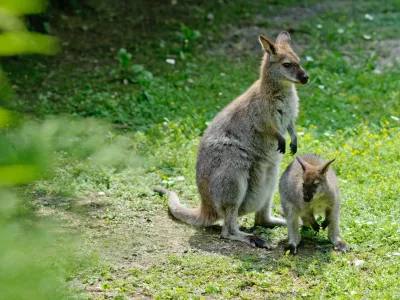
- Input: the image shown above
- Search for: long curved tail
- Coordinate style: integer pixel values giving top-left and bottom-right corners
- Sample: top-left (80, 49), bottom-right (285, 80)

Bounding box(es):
top-left (153, 186), bottom-right (216, 227)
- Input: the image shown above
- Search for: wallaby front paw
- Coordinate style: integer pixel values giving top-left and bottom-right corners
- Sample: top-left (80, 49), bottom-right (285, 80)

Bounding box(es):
top-left (284, 243), bottom-right (297, 255)
top-left (277, 141), bottom-right (286, 154)
top-left (334, 241), bottom-right (348, 253)
top-left (290, 142), bottom-right (297, 155)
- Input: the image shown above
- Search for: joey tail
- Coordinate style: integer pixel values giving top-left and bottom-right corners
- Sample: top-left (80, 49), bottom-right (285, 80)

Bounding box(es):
top-left (153, 186), bottom-right (217, 227)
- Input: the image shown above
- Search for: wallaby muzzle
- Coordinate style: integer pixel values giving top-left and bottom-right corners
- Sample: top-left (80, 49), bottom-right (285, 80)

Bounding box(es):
top-left (298, 71), bottom-right (309, 84)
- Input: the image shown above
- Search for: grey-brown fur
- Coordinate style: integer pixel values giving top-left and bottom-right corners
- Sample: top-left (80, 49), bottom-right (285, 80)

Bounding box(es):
top-left (279, 154), bottom-right (348, 254)
top-left (154, 32), bottom-right (308, 248)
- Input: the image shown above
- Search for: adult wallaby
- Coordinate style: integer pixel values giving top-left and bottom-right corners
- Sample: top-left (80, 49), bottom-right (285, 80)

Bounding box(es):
top-left (279, 154), bottom-right (348, 254)
top-left (154, 31), bottom-right (309, 248)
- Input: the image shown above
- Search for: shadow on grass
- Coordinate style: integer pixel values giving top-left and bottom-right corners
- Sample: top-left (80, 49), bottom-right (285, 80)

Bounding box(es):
top-left (186, 222), bottom-right (335, 277)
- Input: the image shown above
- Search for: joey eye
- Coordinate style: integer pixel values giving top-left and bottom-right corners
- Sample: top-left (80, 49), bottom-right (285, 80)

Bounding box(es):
top-left (283, 63), bottom-right (293, 68)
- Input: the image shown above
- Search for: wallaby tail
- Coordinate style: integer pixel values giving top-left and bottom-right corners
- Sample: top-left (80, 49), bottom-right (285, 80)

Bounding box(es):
top-left (153, 186), bottom-right (216, 227)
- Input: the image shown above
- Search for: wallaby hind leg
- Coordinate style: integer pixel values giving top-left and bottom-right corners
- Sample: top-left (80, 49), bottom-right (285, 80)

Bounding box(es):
top-left (221, 205), bottom-right (268, 248)
top-left (254, 163), bottom-right (286, 227)
top-left (213, 169), bottom-right (268, 248)
top-left (327, 206), bottom-right (347, 253)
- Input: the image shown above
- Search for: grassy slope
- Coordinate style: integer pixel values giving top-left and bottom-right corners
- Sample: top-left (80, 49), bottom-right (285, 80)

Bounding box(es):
top-left (4, 0), bottom-right (400, 299)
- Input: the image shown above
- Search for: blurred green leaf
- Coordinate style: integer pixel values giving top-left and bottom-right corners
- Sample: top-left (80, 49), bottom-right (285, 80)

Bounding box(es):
top-left (0, 10), bottom-right (26, 31)
top-left (0, 165), bottom-right (40, 186)
top-left (0, 107), bottom-right (13, 127)
top-left (118, 48), bottom-right (132, 68)
top-left (0, 0), bottom-right (47, 15)
top-left (131, 64), bottom-right (145, 73)
top-left (0, 32), bottom-right (60, 55)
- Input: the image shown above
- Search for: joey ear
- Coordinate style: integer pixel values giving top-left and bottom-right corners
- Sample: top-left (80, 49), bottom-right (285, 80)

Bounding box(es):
top-left (319, 159), bottom-right (335, 175)
top-left (296, 157), bottom-right (311, 172)
top-left (259, 35), bottom-right (277, 55)
top-left (276, 31), bottom-right (291, 46)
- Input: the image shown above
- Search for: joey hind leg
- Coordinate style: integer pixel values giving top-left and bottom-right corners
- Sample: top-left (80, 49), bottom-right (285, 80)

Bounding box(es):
top-left (326, 207), bottom-right (348, 253)
top-left (283, 205), bottom-right (301, 254)
top-left (254, 163), bottom-right (286, 228)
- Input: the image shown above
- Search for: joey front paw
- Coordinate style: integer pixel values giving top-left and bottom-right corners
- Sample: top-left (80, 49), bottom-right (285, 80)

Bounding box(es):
top-left (290, 142), bottom-right (297, 155)
top-left (311, 222), bottom-right (321, 232)
top-left (321, 219), bottom-right (330, 230)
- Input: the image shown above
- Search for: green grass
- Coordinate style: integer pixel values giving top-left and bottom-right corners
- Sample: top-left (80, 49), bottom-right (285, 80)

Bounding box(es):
top-left (3, 0), bottom-right (400, 298)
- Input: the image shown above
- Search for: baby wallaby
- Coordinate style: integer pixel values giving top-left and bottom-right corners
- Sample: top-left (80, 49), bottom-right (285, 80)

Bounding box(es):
top-left (279, 154), bottom-right (347, 254)
top-left (154, 31), bottom-right (309, 248)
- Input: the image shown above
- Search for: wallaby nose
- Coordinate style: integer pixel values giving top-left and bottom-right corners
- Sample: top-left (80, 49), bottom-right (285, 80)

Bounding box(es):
top-left (300, 73), bottom-right (309, 84)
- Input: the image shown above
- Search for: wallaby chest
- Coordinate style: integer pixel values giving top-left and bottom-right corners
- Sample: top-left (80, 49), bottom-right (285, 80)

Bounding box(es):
top-left (273, 88), bottom-right (298, 131)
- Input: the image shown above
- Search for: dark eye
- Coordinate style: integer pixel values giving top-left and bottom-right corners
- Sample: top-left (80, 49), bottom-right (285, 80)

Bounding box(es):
top-left (283, 63), bottom-right (292, 68)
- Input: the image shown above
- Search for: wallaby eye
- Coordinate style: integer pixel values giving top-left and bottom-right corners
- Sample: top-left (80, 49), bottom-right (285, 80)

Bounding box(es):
top-left (283, 63), bottom-right (293, 68)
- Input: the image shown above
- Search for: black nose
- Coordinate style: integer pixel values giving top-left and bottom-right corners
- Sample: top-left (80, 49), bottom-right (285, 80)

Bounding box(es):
top-left (300, 73), bottom-right (309, 84)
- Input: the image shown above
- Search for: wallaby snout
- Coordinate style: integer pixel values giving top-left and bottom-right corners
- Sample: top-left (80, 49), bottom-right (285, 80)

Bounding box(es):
top-left (298, 71), bottom-right (309, 84)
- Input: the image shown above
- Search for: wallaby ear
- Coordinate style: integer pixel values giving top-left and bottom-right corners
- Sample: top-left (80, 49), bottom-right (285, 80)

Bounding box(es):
top-left (319, 159), bottom-right (335, 175)
top-left (296, 157), bottom-right (311, 172)
top-left (276, 31), bottom-right (291, 46)
top-left (259, 35), bottom-right (277, 55)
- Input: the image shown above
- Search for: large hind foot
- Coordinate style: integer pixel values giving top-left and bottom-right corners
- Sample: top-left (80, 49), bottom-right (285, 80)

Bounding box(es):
top-left (220, 231), bottom-right (269, 248)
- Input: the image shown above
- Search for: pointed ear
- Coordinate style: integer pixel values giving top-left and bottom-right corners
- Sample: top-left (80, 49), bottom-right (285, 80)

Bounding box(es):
top-left (296, 157), bottom-right (311, 172)
top-left (276, 31), bottom-right (291, 46)
top-left (319, 159), bottom-right (335, 175)
top-left (259, 35), bottom-right (277, 55)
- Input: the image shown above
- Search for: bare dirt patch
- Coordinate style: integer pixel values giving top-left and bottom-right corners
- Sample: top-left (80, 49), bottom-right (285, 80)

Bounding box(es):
top-left (376, 39), bottom-right (400, 70)
top-left (208, 1), bottom-right (347, 57)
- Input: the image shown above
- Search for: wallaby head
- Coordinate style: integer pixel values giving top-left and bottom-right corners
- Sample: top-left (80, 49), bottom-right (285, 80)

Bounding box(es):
top-left (259, 31), bottom-right (309, 85)
top-left (296, 157), bottom-right (335, 202)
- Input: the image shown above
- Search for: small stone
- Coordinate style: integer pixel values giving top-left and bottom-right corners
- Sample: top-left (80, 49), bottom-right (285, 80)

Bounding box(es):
top-left (97, 192), bottom-right (106, 196)
top-left (352, 259), bottom-right (364, 267)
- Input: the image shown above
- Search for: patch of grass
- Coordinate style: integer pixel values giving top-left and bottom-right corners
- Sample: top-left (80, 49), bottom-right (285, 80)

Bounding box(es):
top-left (4, 0), bottom-right (400, 298)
